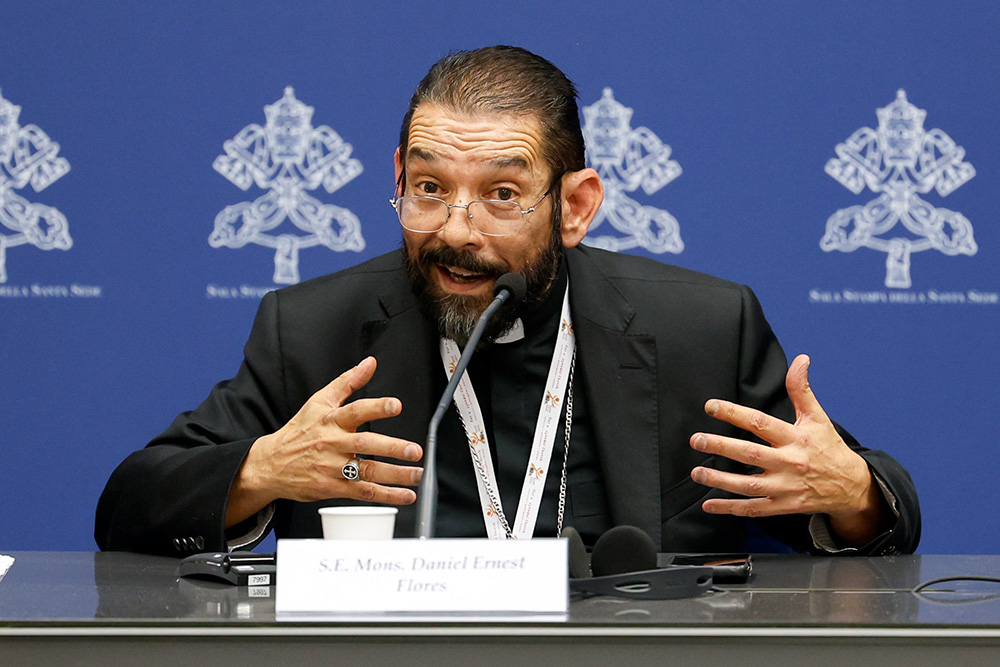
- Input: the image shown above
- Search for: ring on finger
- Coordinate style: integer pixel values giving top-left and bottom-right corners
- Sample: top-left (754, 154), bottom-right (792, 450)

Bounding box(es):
top-left (342, 457), bottom-right (361, 481)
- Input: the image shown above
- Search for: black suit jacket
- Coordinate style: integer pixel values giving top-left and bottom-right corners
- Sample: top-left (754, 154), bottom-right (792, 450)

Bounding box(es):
top-left (96, 246), bottom-right (920, 556)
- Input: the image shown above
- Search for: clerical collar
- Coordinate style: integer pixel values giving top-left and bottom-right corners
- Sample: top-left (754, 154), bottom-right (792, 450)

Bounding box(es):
top-left (494, 258), bottom-right (568, 345)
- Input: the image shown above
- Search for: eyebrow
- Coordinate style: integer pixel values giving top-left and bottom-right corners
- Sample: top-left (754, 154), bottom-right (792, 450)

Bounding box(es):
top-left (405, 148), bottom-right (530, 172)
top-left (490, 155), bottom-right (529, 170)
top-left (407, 147), bottom-right (438, 163)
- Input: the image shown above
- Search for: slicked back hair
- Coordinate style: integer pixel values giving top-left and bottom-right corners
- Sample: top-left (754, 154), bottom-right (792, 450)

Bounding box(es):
top-left (398, 46), bottom-right (586, 180)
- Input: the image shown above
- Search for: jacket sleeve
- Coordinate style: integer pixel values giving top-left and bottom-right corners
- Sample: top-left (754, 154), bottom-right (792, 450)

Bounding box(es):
top-left (95, 291), bottom-right (290, 557)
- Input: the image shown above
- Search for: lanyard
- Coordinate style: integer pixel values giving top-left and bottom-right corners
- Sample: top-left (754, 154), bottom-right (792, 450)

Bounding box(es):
top-left (439, 285), bottom-right (575, 539)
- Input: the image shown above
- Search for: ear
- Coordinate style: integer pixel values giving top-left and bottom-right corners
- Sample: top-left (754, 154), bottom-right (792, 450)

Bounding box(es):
top-left (558, 168), bottom-right (604, 248)
top-left (393, 147), bottom-right (403, 195)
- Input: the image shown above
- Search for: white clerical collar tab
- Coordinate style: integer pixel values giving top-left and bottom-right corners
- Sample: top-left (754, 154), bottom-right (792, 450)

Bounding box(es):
top-left (494, 319), bottom-right (525, 344)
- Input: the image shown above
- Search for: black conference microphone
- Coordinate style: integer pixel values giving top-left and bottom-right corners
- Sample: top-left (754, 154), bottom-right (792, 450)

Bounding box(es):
top-left (564, 525), bottom-right (656, 580)
top-left (569, 525), bottom-right (715, 600)
top-left (590, 525), bottom-right (658, 577)
top-left (562, 526), bottom-right (592, 580)
top-left (415, 272), bottom-right (528, 539)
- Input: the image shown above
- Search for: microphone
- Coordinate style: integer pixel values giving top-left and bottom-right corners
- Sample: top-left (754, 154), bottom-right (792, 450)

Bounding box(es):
top-left (569, 525), bottom-right (714, 600)
top-left (415, 272), bottom-right (527, 538)
top-left (492, 272), bottom-right (528, 304)
top-left (562, 526), bottom-right (591, 579)
top-left (590, 525), bottom-right (657, 577)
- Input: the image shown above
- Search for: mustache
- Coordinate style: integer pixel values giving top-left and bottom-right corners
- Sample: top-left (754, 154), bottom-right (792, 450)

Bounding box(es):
top-left (418, 246), bottom-right (508, 277)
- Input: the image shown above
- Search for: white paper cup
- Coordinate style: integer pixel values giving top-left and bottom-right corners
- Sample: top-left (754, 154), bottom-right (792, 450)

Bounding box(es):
top-left (318, 506), bottom-right (398, 540)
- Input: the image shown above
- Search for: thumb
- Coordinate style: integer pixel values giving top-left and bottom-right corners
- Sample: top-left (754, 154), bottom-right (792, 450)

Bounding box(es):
top-left (785, 354), bottom-right (826, 424)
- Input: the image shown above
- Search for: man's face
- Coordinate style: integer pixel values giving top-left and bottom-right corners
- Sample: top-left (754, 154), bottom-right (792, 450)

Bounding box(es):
top-left (399, 104), bottom-right (562, 344)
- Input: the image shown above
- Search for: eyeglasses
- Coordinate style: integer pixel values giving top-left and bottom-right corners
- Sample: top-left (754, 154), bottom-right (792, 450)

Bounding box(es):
top-left (389, 184), bottom-right (555, 238)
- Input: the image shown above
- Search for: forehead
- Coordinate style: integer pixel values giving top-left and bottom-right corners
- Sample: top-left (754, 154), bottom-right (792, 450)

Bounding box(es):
top-left (405, 104), bottom-right (547, 177)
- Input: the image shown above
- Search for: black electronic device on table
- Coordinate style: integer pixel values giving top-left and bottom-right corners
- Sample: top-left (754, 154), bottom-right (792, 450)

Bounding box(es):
top-left (178, 551), bottom-right (276, 586)
top-left (659, 553), bottom-right (753, 584)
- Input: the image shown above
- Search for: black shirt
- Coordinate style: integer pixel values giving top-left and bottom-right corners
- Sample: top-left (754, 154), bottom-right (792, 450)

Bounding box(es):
top-left (433, 265), bottom-right (612, 545)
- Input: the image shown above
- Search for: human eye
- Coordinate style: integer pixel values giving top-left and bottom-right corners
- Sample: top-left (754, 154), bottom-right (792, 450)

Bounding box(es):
top-left (492, 187), bottom-right (517, 201)
top-left (416, 181), bottom-right (441, 196)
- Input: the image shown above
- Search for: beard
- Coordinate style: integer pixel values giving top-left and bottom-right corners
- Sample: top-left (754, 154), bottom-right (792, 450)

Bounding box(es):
top-left (403, 222), bottom-right (563, 347)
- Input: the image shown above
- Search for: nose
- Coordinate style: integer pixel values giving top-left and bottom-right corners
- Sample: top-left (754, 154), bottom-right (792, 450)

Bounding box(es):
top-left (437, 202), bottom-right (481, 248)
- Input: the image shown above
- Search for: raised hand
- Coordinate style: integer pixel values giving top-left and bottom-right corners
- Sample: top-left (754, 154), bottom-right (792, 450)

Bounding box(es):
top-left (226, 357), bottom-right (423, 526)
top-left (689, 354), bottom-right (886, 546)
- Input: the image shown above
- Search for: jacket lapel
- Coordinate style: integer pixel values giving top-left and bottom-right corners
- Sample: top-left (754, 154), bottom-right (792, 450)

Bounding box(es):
top-left (566, 248), bottom-right (661, 546)
top-left (358, 282), bottom-right (439, 538)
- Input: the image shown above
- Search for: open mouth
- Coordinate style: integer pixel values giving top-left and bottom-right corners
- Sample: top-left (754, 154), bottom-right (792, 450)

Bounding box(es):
top-left (435, 263), bottom-right (495, 291)
top-left (441, 264), bottom-right (486, 281)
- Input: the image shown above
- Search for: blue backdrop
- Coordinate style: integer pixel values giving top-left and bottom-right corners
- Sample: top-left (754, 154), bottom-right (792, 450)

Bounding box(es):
top-left (2, 1), bottom-right (997, 553)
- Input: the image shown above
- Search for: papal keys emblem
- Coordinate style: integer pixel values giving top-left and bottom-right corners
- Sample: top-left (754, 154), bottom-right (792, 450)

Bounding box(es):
top-left (821, 90), bottom-right (976, 289)
top-left (582, 88), bottom-right (683, 254)
top-left (0, 89), bottom-right (72, 284)
top-left (210, 87), bottom-right (365, 284)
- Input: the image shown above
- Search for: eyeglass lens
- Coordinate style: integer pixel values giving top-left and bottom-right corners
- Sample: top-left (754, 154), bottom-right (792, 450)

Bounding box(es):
top-left (398, 197), bottom-right (523, 233)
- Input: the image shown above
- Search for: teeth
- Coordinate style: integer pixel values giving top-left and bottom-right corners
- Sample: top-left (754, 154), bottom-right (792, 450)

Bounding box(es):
top-left (444, 265), bottom-right (483, 280)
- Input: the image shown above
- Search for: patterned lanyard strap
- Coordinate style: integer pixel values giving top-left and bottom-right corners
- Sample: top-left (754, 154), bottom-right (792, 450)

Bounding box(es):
top-left (440, 285), bottom-right (575, 540)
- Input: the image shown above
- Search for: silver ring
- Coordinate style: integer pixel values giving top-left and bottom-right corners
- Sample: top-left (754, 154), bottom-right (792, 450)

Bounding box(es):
top-left (342, 458), bottom-right (361, 481)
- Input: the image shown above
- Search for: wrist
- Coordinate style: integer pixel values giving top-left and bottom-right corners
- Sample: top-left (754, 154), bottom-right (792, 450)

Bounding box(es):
top-left (239, 435), bottom-right (272, 494)
top-left (226, 435), bottom-right (279, 527)
top-left (826, 458), bottom-right (887, 547)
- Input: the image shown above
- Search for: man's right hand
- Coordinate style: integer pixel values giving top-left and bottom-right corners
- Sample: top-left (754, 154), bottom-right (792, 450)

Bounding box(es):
top-left (225, 356), bottom-right (423, 527)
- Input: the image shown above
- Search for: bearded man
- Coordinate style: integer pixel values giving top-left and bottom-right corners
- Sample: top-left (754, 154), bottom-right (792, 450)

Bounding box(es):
top-left (96, 46), bottom-right (919, 557)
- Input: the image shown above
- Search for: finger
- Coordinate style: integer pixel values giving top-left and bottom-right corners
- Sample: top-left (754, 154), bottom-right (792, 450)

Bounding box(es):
top-left (345, 431), bottom-right (423, 462)
top-left (329, 396), bottom-right (404, 432)
top-left (316, 357), bottom-right (378, 409)
top-left (704, 399), bottom-right (796, 446)
top-left (691, 465), bottom-right (775, 499)
top-left (785, 354), bottom-right (828, 425)
top-left (690, 433), bottom-right (781, 470)
top-left (700, 496), bottom-right (788, 518)
top-left (357, 459), bottom-right (423, 487)
top-left (339, 481), bottom-right (418, 506)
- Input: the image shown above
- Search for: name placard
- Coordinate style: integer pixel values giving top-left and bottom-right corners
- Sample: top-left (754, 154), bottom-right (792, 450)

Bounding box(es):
top-left (275, 538), bottom-right (567, 617)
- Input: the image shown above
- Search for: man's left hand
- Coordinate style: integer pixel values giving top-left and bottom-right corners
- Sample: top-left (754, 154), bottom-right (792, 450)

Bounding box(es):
top-left (689, 354), bottom-right (887, 547)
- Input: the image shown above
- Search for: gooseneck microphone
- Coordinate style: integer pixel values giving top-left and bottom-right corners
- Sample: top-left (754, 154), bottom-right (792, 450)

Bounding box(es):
top-left (415, 272), bottom-right (527, 539)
